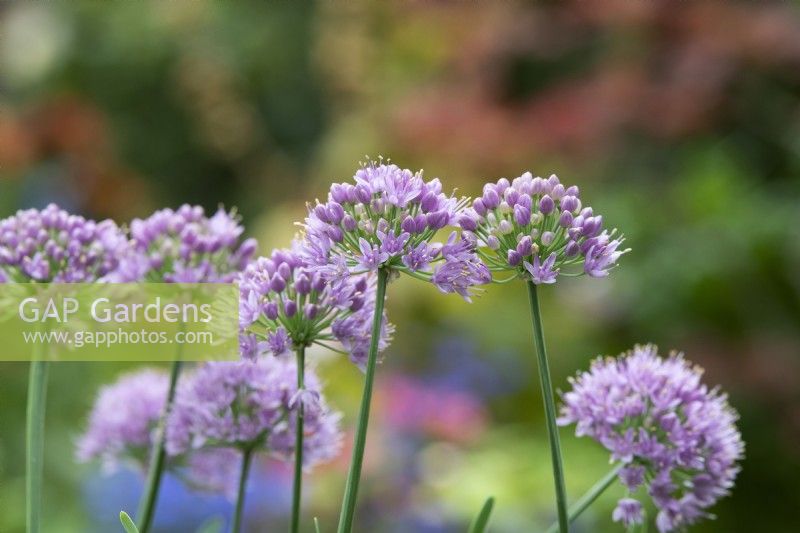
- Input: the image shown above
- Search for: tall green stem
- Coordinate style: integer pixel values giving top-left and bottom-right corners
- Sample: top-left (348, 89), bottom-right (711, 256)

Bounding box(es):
top-left (526, 281), bottom-right (569, 533)
top-left (336, 268), bottom-right (388, 533)
top-left (290, 346), bottom-right (306, 533)
top-left (232, 448), bottom-right (254, 533)
top-left (544, 464), bottom-right (622, 533)
top-left (137, 355), bottom-right (183, 532)
top-left (26, 356), bottom-right (48, 533)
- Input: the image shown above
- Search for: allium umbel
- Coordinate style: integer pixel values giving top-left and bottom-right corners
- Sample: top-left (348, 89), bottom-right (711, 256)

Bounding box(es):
top-left (300, 161), bottom-right (490, 300)
top-left (0, 204), bottom-right (140, 282)
top-left (76, 368), bottom-right (238, 495)
top-left (166, 358), bottom-right (342, 470)
top-left (239, 244), bottom-right (392, 369)
top-left (130, 204), bottom-right (257, 282)
top-left (558, 345), bottom-right (744, 532)
top-left (459, 173), bottom-right (628, 284)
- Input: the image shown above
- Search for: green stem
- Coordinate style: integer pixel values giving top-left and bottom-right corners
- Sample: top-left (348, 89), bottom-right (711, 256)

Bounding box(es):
top-left (26, 357), bottom-right (49, 533)
top-left (544, 464), bottom-right (622, 533)
top-left (468, 496), bottom-right (495, 533)
top-left (136, 355), bottom-right (183, 532)
top-left (527, 281), bottom-right (569, 533)
top-left (232, 448), bottom-right (254, 533)
top-left (336, 267), bottom-right (389, 533)
top-left (290, 346), bottom-right (306, 533)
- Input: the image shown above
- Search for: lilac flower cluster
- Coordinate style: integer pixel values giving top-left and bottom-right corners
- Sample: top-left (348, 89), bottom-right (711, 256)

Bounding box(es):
top-left (130, 204), bottom-right (257, 282)
top-left (0, 204), bottom-right (139, 283)
top-left (300, 161), bottom-right (490, 300)
top-left (76, 369), bottom-right (237, 495)
top-left (459, 173), bottom-right (628, 284)
top-left (239, 243), bottom-right (392, 369)
top-left (558, 345), bottom-right (744, 532)
top-left (166, 358), bottom-right (342, 469)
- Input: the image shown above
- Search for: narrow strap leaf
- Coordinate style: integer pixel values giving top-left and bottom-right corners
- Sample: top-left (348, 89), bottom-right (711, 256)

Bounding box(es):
top-left (195, 516), bottom-right (224, 533)
top-left (468, 496), bottom-right (495, 533)
top-left (314, 517), bottom-right (322, 533)
top-left (120, 511), bottom-right (140, 533)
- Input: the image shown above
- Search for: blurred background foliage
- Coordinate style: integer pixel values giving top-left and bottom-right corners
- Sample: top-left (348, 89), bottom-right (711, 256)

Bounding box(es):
top-left (1, 1), bottom-right (799, 532)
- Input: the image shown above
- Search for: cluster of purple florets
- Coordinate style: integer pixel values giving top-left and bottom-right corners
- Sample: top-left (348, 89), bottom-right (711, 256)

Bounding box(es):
top-left (76, 368), bottom-right (244, 496)
top-left (0, 204), bottom-right (137, 283)
top-left (239, 243), bottom-right (392, 369)
top-left (558, 345), bottom-right (744, 532)
top-left (166, 358), bottom-right (342, 469)
top-left (301, 161), bottom-right (490, 301)
top-left (459, 173), bottom-right (628, 284)
top-left (130, 205), bottom-right (257, 282)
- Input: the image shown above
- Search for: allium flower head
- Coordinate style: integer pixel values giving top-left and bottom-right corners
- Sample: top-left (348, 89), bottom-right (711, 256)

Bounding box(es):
top-left (558, 345), bottom-right (744, 532)
top-left (239, 242), bottom-right (393, 370)
top-left (300, 159), bottom-right (490, 300)
top-left (130, 204), bottom-right (257, 282)
top-left (166, 358), bottom-right (342, 470)
top-left (459, 172), bottom-right (629, 284)
top-left (0, 203), bottom-right (140, 282)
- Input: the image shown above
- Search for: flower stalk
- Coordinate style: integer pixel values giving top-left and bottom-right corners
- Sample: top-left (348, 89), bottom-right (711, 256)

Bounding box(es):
top-left (290, 345), bottom-right (306, 533)
top-left (26, 355), bottom-right (48, 533)
top-left (232, 447), bottom-right (254, 533)
top-left (526, 281), bottom-right (569, 533)
top-left (136, 354), bottom-right (182, 533)
top-left (337, 267), bottom-right (389, 533)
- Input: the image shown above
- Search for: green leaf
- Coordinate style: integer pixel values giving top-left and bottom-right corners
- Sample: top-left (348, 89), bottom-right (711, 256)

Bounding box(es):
top-left (195, 516), bottom-right (224, 533)
top-left (314, 517), bottom-right (322, 533)
top-left (119, 511), bottom-right (140, 533)
top-left (468, 497), bottom-right (495, 533)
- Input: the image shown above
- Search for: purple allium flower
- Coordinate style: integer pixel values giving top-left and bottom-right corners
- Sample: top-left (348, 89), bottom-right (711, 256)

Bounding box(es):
top-left (130, 204), bottom-right (256, 282)
top-left (299, 159), bottom-right (490, 301)
top-left (558, 345), bottom-right (744, 532)
top-left (238, 242), bottom-right (393, 369)
top-left (459, 172), bottom-right (629, 284)
top-left (0, 204), bottom-right (142, 283)
top-left (165, 358), bottom-right (342, 470)
top-left (612, 498), bottom-right (644, 528)
top-left (76, 370), bottom-right (241, 496)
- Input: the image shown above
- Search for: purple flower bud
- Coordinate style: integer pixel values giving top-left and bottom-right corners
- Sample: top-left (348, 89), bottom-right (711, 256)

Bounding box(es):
top-left (326, 225), bottom-right (344, 243)
top-left (517, 236), bottom-right (533, 257)
top-left (342, 215), bottom-right (357, 232)
top-left (507, 249), bottom-right (522, 267)
top-left (486, 235), bottom-right (500, 250)
top-left (330, 183), bottom-right (350, 204)
top-left (539, 195), bottom-right (555, 215)
top-left (304, 303), bottom-right (318, 320)
top-left (514, 205), bottom-right (531, 227)
top-left (531, 177), bottom-right (546, 195)
top-left (496, 178), bottom-right (510, 194)
top-left (583, 216), bottom-right (603, 237)
top-left (560, 195), bottom-right (579, 213)
top-left (270, 273), bottom-right (286, 292)
top-left (349, 296), bottom-right (364, 312)
top-left (473, 198), bottom-right (487, 216)
top-left (498, 219), bottom-right (513, 235)
top-left (420, 192), bottom-right (438, 213)
top-left (541, 231), bottom-right (555, 246)
top-left (482, 186), bottom-right (500, 209)
top-left (458, 214), bottom-right (478, 232)
top-left (284, 299), bottom-right (297, 317)
top-left (559, 211), bottom-right (574, 228)
top-left (294, 274), bottom-right (311, 295)
top-left (548, 174), bottom-right (560, 188)
top-left (313, 204), bottom-right (330, 223)
top-left (277, 262), bottom-right (292, 280)
top-left (265, 302), bottom-right (279, 320)
top-left (517, 193), bottom-right (532, 210)
top-left (401, 216), bottom-right (417, 234)
top-left (551, 183), bottom-right (565, 200)
top-left (426, 211), bottom-right (448, 230)
top-left (580, 207), bottom-right (593, 218)
top-left (355, 184), bottom-right (372, 203)
top-left (355, 277), bottom-right (367, 292)
top-left (565, 185), bottom-right (579, 197)
top-left (564, 240), bottom-right (580, 257)
top-left (504, 188), bottom-right (519, 206)
top-left (414, 213), bottom-right (427, 233)
top-left (311, 274), bottom-right (326, 292)
top-left (327, 203), bottom-right (345, 224)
